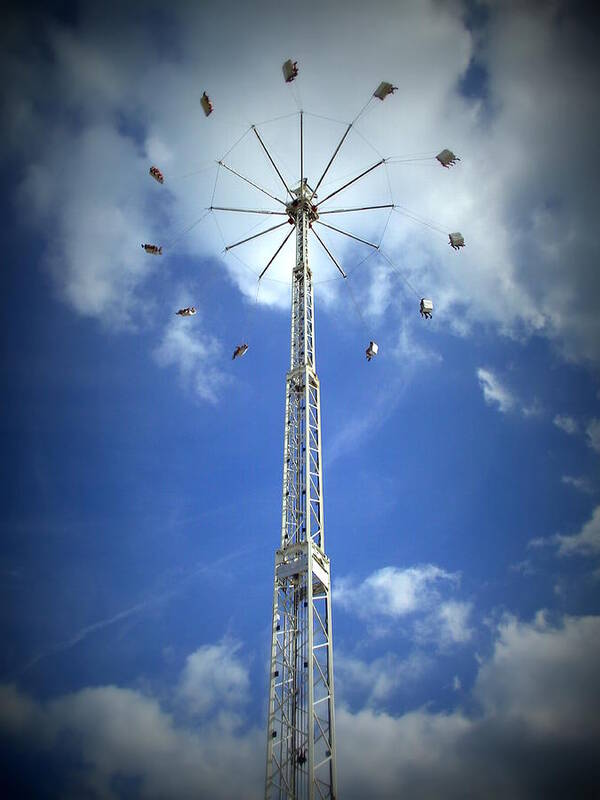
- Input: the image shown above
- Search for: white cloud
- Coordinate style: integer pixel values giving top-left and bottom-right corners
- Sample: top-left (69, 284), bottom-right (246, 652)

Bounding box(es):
top-left (414, 600), bottom-right (473, 648)
top-left (476, 368), bottom-right (515, 413)
top-left (178, 640), bottom-right (249, 717)
top-left (530, 505), bottom-right (600, 558)
top-left (334, 564), bottom-right (472, 650)
top-left (335, 650), bottom-right (429, 706)
top-left (553, 414), bottom-right (579, 435)
top-left (153, 315), bottom-right (230, 403)
top-left (0, 644), bottom-right (263, 800)
top-left (336, 613), bottom-right (600, 799)
top-left (476, 368), bottom-right (542, 419)
top-left (510, 558), bottom-right (536, 576)
top-left (561, 474), bottom-right (594, 494)
top-left (395, 317), bottom-right (442, 365)
top-left (554, 505), bottom-right (600, 557)
top-left (3, 613), bottom-right (600, 798)
top-left (334, 564), bottom-right (459, 619)
top-left (521, 399), bottom-right (543, 418)
top-left (4, 0), bottom-right (600, 370)
top-left (586, 418), bottom-right (600, 453)
top-left (437, 601), bottom-right (473, 645)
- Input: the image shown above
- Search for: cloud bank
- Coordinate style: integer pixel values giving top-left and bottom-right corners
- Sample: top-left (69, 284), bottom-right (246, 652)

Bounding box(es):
top-left (2, 614), bottom-right (600, 798)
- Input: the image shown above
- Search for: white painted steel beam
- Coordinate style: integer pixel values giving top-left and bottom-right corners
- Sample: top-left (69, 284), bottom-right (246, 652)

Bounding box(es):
top-left (265, 180), bottom-right (337, 800)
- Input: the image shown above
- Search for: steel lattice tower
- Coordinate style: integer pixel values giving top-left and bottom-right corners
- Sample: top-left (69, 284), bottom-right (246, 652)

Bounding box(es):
top-left (265, 120), bottom-right (337, 800)
top-left (207, 88), bottom-right (441, 799)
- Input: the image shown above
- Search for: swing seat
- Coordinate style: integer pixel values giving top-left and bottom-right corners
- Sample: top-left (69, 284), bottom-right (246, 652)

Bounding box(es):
top-left (420, 298), bottom-right (433, 316)
top-left (149, 166), bottom-right (164, 183)
top-left (232, 343), bottom-right (249, 360)
top-left (282, 59), bottom-right (299, 83)
top-left (373, 82), bottom-right (397, 100)
top-left (201, 92), bottom-right (213, 116)
top-left (366, 341), bottom-right (378, 360)
top-left (436, 149), bottom-right (459, 168)
top-left (449, 232), bottom-right (465, 250)
top-left (142, 243), bottom-right (162, 255)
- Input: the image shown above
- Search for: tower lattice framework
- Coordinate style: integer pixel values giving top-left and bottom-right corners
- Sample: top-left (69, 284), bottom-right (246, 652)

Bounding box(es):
top-left (265, 176), bottom-right (337, 800)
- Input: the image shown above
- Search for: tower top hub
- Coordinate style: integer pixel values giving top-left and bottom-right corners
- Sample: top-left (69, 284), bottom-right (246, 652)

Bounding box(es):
top-left (293, 177), bottom-right (315, 199)
top-left (286, 179), bottom-right (319, 224)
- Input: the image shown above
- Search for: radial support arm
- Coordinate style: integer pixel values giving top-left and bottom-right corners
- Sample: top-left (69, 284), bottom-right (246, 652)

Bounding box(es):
top-left (315, 220), bottom-right (379, 249)
top-left (252, 126), bottom-right (293, 199)
top-left (319, 203), bottom-right (395, 214)
top-left (311, 228), bottom-right (347, 278)
top-left (316, 159), bottom-right (386, 207)
top-left (225, 221), bottom-right (290, 251)
top-left (258, 226), bottom-right (296, 279)
top-left (210, 206), bottom-right (287, 215)
top-left (311, 123), bottom-right (352, 200)
top-left (218, 160), bottom-right (286, 206)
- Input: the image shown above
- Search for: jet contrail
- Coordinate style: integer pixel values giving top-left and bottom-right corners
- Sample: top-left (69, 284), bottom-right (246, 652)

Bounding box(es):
top-left (20, 543), bottom-right (265, 674)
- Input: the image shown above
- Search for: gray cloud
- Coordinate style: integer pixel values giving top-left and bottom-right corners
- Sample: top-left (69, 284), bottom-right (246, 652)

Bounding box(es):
top-left (337, 612), bottom-right (600, 799)
top-left (561, 474), bottom-right (595, 494)
top-left (2, 613), bottom-right (600, 798)
top-left (586, 419), bottom-right (600, 453)
top-left (1, 642), bottom-right (263, 800)
top-left (553, 414), bottom-right (579, 435)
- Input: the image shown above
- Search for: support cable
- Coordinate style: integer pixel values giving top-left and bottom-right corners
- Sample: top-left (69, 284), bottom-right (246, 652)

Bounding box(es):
top-left (393, 205), bottom-right (447, 235)
top-left (351, 95), bottom-right (374, 125)
top-left (254, 111), bottom-right (301, 127)
top-left (344, 248), bottom-right (379, 279)
top-left (351, 123), bottom-right (385, 160)
top-left (218, 127), bottom-right (252, 162)
top-left (168, 162), bottom-right (216, 181)
top-left (343, 266), bottom-right (370, 337)
top-left (210, 208), bottom-right (228, 251)
top-left (164, 209), bottom-right (212, 251)
top-left (379, 248), bottom-right (421, 299)
top-left (312, 249), bottom-right (377, 284)
top-left (210, 162), bottom-right (221, 207)
top-left (243, 277), bottom-right (263, 341)
top-left (303, 111), bottom-right (347, 126)
top-left (379, 205), bottom-right (394, 247)
top-left (212, 211), bottom-right (263, 281)
top-left (290, 81), bottom-right (302, 112)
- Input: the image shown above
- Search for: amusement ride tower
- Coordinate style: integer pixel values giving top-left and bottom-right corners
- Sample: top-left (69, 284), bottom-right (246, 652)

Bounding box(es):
top-left (145, 65), bottom-right (463, 800)
top-left (264, 151), bottom-right (337, 799)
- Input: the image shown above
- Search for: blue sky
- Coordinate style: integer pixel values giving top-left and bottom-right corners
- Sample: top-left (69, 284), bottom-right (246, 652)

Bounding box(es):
top-left (2, 1), bottom-right (600, 797)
